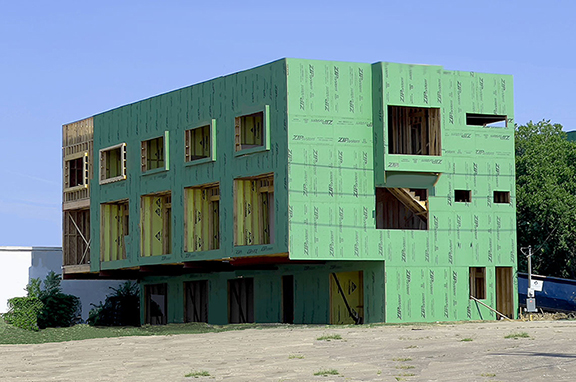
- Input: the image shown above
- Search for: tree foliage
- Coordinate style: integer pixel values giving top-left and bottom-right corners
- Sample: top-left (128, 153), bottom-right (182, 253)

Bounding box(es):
top-left (515, 120), bottom-right (576, 278)
top-left (36, 271), bottom-right (81, 329)
top-left (87, 281), bottom-right (140, 327)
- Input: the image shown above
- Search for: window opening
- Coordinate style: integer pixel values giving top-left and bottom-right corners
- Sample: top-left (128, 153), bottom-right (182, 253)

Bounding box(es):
top-left (493, 191), bottom-right (510, 204)
top-left (145, 284), bottom-right (167, 325)
top-left (228, 278), bottom-right (254, 323)
top-left (63, 209), bottom-right (90, 266)
top-left (184, 280), bottom-right (209, 323)
top-left (64, 153), bottom-right (89, 190)
top-left (455, 190), bottom-right (472, 203)
top-left (282, 275), bottom-right (294, 324)
top-left (141, 136), bottom-right (165, 172)
top-left (185, 184), bottom-right (220, 252)
top-left (466, 113), bottom-right (507, 128)
top-left (234, 175), bottom-right (274, 245)
top-left (100, 143), bottom-right (127, 184)
top-left (141, 192), bottom-right (172, 256)
top-left (469, 267), bottom-right (486, 300)
top-left (375, 187), bottom-right (428, 230)
top-left (388, 106), bottom-right (441, 155)
top-left (235, 112), bottom-right (263, 151)
top-left (100, 200), bottom-right (129, 262)
top-left (185, 125), bottom-right (211, 162)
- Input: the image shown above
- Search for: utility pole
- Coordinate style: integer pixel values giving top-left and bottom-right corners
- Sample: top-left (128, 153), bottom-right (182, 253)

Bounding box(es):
top-left (521, 246), bottom-right (537, 313)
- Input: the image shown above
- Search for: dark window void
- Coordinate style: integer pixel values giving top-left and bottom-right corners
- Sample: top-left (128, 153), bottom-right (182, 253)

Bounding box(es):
top-left (388, 106), bottom-right (441, 155)
top-left (229, 278), bottom-right (254, 323)
top-left (376, 187), bottom-right (428, 230)
top-left (68, 157), bottom-right (85, 187)
top-left (282, 275), bottom-right (294, 324)
top-left (493, 191), bottom-right (510, 204)
top-left (145, 284), bottom-right (167, 325)
top-left (235, 112), bottom-right (263, 151)
top-left (466, 113), bottom-right (507, 128)
top-left (141, 136), bottom-right (165, 172)
top-left (469, 267), bottom-right (486, 300)
top-left (184, 280), bottom-right (208, 323)
top-left (455, 190), bottom-right (471, 203)
top-left (185, 125), bottom-right (211, 162)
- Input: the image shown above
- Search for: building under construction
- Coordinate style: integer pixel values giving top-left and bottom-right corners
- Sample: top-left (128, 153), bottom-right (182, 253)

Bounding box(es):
top-left (62, 59), bottom-right (517, 325)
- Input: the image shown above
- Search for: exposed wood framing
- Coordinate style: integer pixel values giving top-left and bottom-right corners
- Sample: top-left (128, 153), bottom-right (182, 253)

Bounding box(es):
top-left (99, 143), bottom-right (127, 184)
top-left (63, 209), bottom-right (90, 267)
top-left (388, 106), bottom-right (441, 156)
top-left (496, 267), bottom-right (514, 319)
top-left (62, 117), bottom-right (93, 204)
top-left (185, 184), bottom-right (220, 252)
top-left (185, 125), bottom-right (210, 161)
top-left (100, 200), bottom-right (129, 262)
top-left (141, 192), bottom-right (172, 256)
top-left (234, 174), bottom-right (274, 245)
top-left (235, 111), bottom-right (263, 151)
top-left (184, 280), bottom-right (209, 323)
top-left (376, 188), bottom-right (428, 230)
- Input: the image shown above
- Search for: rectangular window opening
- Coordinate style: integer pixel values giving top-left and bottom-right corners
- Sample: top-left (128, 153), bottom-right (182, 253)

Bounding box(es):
top-left (185, 184), bottom-right (220, 252)
top-left (375, 187), bottom-right (428, 230)
top-left (145, 284), bottom-right (167, 325)
top-left (63, 209), bottom-right (90, 266)
top-left (100, 200), bottom-right (129, 262)
top-left (493, 191), bottom-right (510, 204)
top-left (454, 190), bottom-right (472, 203)
top-left (388, 106), bottom-right (441, 156)
top-left (469, 267), bottom-right (486, 300)
top-left (466, 113), bottom-right (507, 128)
top-left (228, 278), bottom-right (254, 323)
top-left (235, 111), bottom-right (264, 152)
top-left (141, 135), bottom-right (166, 172)
top-left (185, 124), bottom-right (212, 162)
top-left (100, 143), bottom-right (127, 184)
top-left (64, 153), bottom-right (89, 190)
top-left (234, 174), bottom-right (274, 245)
top-left (141, 192), bottom-right (172, 256)
top-left (282, 275), bottom-right (294, 324)
top-left (184, 280), bottom-right (209, 323)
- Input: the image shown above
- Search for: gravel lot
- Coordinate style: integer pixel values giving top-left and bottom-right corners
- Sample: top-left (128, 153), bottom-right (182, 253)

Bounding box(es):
top-left (1, 320), bottom-right (576, 381)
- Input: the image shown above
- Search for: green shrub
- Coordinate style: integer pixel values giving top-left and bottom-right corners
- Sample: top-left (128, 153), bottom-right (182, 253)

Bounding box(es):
top-left (3, 296), bottom-right (43, 331)
top-left (87, 281), bottom-right (140, 326)
top-left (36, 272), bottom-right (81, 329)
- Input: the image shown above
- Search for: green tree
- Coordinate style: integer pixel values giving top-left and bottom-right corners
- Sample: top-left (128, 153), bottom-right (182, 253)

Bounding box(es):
top-left (516, 120), bottom-right (576, 278)
top-left (36, 271), bottom-right (81, 329)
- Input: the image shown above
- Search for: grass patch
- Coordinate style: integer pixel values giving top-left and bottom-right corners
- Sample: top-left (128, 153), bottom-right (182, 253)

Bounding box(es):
top-left (461, 338), bottom-right (474, 342)
top-left (0, 316), bottom-right (275, 345)
top-left (395, 365), bottom-right (415, 370)
top-left (289, 354), bottom-right (305, 359)
top-left (398, 373), bottom-right (416, 376)
top-left (392, 357), bottom-right (412, 362)
top-left (316, 334), bottom-right (343, 341)
top-left (480, 373), bottom-right (496, 377)
top-left (314, 369), bottom-right (339, 376)
top-left (185, 370), bottom-right (210, 378)
top-left (405, 345), bottom-right (418, 349)
top-left (504, 332), bottom-right (530, 339)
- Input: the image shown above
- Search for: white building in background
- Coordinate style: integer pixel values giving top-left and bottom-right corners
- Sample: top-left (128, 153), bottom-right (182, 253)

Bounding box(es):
top-left (0, 246), bottom-right (127, 321)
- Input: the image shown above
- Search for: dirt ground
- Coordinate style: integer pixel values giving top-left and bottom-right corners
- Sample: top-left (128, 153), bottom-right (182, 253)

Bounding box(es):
top-left (1, 320), bottom-right (576, 381)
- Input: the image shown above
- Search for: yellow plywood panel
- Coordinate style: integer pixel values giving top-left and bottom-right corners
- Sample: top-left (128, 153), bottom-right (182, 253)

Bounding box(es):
top-left (330, 271), bottom-right (364, 324)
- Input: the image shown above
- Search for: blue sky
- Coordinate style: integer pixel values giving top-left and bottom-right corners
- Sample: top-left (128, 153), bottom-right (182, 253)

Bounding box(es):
top-left (0, 0), bottom-right (574, 246)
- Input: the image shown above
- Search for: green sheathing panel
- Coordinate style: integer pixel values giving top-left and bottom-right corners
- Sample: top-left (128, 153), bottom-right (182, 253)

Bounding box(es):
top-left (139, 261), bottom-right (385, 325)
top-left (286, 59), bottom-right (375, 260)
top-left (90, 60), bottom-right (289, 272)
top-left (287, 59), bottom-right (517, 322)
